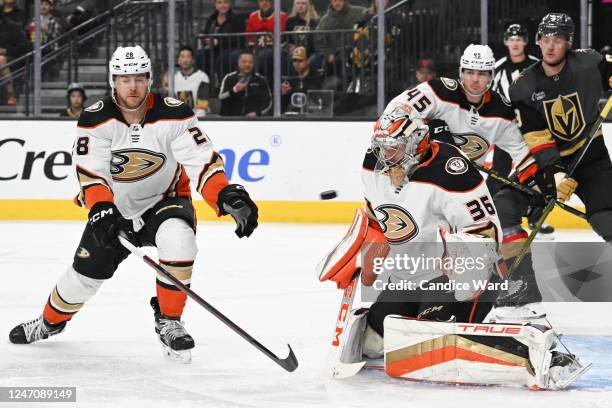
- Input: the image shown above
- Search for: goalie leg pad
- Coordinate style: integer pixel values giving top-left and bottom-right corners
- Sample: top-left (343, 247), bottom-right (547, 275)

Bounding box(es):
top-left (382, 316), bottom-right (590, 389)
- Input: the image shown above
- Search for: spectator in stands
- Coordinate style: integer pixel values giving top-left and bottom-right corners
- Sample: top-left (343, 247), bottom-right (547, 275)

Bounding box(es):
top-left (163, 46), bottom-right (211, 118)
top-left (28, 0), bottom-right (64, 80)
top-left (286, 0), bottom-right (320, 55)
top-left (246, 0), bottom-right (288, 84)
top-left (199, 0), bottom-right (246, 81)
top-left (60, 82), bottom-right (86, 118)
top-left (219, 50), bottom-right (272, 116)
top-left (281, 46), bottom-right (323, 113)
top-left (415, 58), bottom-right (436, 83)
top-left (315, 0), bottom-right (366, 78)
top-left (1, 0), bottom-right (27, 27)
top-left (27, 0), bottom-right (64, 50)
top-left (246, 0), bottom-right (287, 48)
top-left (0, 52), bottom-right (16, 106)
top-left (0, 14), bottom-right (30, 106)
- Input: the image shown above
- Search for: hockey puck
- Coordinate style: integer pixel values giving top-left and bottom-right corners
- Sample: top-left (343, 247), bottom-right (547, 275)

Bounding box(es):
top-left (320, 190), bottom-right (338, 200)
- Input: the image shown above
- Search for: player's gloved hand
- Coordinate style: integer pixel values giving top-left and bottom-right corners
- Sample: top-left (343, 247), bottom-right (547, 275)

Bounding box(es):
top-left (534, 163), bottom-right (565, 201)
top-left (554, 173), bottom-right (578, 202)
top-left (218, 184), bottom-right (259, 238)
top-left (88, 201), bottom-right (136, 249)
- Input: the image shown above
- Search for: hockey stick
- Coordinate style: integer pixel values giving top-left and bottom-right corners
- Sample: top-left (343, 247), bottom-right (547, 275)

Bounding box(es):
top-left (509, 94), bottom-right (612, 273)
top-left (327, 273), bottom-right (366, 378)
top-left (118, 233), bottom-right (299, 372)
top-left (473, 162), bottom-right (587, 220)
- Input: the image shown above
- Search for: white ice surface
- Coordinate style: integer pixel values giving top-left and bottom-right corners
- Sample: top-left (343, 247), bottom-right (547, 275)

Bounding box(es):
top-left (1, 222), bottom-right (611, 408)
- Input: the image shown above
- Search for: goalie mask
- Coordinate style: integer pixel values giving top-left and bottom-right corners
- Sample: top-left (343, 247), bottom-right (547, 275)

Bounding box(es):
top-left (372, 108), bottom-right (430, 184)
top-left (108, 45), bottom-right (152, 109)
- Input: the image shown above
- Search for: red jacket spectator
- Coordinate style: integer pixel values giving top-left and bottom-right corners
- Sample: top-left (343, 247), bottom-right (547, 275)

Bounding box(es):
top-left (245, 8), bottom-right (287, 47)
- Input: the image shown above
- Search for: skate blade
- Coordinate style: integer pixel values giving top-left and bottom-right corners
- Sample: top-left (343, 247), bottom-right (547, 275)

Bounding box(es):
top-left (551, 360), bottom-right (593, 389)
top-left (161, 344), bottom-right (192, 364)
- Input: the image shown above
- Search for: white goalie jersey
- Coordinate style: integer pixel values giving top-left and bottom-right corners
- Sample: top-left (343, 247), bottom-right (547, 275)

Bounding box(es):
top-left (384, 78), bottom-right (530, 167)
top-left (73, 93), bottom-right (229, 219)
top-left (362, 141), bottom-right (502, 285)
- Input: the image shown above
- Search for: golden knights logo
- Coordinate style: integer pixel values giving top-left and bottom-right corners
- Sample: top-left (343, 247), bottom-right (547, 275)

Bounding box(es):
top-left (543, 92), bottom-right (586, 141)
top-left (111, 149), bottom-right (166, 182)
top-left (451, 133), bottom-right (490, 161)
top-left (375, 204), bottom-right (418, 244)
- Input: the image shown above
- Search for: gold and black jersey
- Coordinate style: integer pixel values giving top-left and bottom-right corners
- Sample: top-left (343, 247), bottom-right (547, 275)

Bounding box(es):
top-left (509, 49), bottom-right (610, 164)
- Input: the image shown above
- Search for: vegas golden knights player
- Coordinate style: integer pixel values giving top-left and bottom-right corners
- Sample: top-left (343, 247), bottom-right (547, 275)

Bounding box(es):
top-left (495, 13), bottom-right (612, 310)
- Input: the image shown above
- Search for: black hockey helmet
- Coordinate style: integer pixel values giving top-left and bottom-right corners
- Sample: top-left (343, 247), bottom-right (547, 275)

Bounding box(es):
top-left (536, 13), bottom-right (574, 44)
top-left (67, 82), bottom-right (87, 102)
top-left (504, 23), bottom-right (528, 43)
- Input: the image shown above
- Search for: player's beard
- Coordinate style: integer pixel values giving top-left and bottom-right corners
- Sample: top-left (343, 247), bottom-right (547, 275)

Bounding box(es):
top-left (116, 92), bottom-right (148, 111)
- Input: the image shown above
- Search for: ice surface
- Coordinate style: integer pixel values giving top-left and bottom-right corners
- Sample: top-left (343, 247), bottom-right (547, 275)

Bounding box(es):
top-left (1, 222), bottom-right (611, 408)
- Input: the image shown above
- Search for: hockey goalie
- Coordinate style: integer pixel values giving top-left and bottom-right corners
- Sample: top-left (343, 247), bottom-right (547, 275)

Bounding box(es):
top-left (317, 114), bottom-right (591, 389)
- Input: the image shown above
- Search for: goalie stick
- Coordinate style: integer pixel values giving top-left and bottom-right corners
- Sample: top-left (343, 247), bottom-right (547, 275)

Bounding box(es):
top-left (326, 272), bottom-right (366, 379)
top-left (118, 233), bottom-right (298, 372)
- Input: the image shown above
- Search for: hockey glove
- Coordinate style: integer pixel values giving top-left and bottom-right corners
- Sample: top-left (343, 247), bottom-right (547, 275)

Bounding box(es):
top-left (88, 202), bottom-right (136, 249)
top-left (534, 163), bottom-right (564, 201)
top-left (555, 173), bottom-right (578, 203)
top-left (218, 184), bottom-right (259, 238)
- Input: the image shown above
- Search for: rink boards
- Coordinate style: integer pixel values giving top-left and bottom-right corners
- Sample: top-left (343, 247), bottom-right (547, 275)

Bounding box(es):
top-left (0, 120), bottom-right (610, 226)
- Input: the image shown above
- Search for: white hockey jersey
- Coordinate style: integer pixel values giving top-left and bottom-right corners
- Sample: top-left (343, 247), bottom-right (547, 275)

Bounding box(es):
top-left (362, 142), bottom-right (502, 285)
top-left (174, 69), bottom-right (210, 117)
top-left (73, 93), bottom-right (228, 219)
top-left (383, 78), bottom-right (530, 167)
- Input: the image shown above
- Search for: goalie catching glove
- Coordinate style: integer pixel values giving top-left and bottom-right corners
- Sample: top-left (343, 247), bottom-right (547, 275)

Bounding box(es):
top-left (218, 184), bottom-right (259, 238)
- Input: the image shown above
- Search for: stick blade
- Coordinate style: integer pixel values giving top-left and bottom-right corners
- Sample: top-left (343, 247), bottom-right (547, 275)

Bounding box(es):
top-left (276, 344), bottom-right (299, 372)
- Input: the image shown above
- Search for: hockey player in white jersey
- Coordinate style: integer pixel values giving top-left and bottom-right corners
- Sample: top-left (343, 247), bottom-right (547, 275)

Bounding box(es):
top-left (8, 46), bottom-right (258, 362)
top-left (318, 114), bottom-right (591, 389)
top-left (377, 44), bottom-right (565, 321)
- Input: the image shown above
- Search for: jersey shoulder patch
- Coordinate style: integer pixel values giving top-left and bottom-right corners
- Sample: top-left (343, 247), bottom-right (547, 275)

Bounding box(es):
top-left (570, 49), bottom-right (603, 69)
top-left (508, 64), bottom-right (538, 103)
top-left (411, 142), bottom-right (483, 192)
top-left (164, 96), bottom-right (184, 107)
top-left (78, 96), bottom-right (120, 128)
top-left (427, 78), bottom-right (461, 103)
top-left (145, 93), bottom-right (194, 124)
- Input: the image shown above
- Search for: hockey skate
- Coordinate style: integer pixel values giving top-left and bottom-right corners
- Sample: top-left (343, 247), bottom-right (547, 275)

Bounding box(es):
top-left (547, 351), bottom-right (592, 390)
top-left (492, 275), bottom-right (548, 325)
top-left (8, 315), bottom-right (66, 344)
top-left (151, 297), bottom-right (194, 364)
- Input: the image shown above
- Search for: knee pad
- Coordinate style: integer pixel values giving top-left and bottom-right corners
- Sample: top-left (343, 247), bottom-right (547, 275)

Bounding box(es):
top-left (155, 218), bottom-right (198, 261)
top-left (589, 210), bottom-right (612, 241)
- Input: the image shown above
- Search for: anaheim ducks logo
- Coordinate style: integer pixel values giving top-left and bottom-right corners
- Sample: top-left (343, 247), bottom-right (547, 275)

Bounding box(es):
top-left (111, 149), bottom-right (166, 182)
top-left (451, 133), bottom-right (490, 161)
top-left (76, 247), bottom-right (90, 258)
top-left (543, 92), bottom-right (586, 141)
top-left (375, 204), bottom-right (418, 244)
